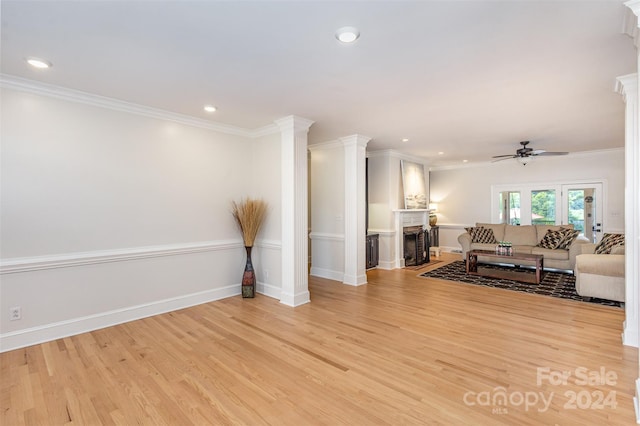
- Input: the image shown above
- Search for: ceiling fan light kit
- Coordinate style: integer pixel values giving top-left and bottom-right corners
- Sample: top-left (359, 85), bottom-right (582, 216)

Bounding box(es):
top-left (335, 26), bottom-right (360, 43)
top-left (492, 141), bottom-right (568, 166)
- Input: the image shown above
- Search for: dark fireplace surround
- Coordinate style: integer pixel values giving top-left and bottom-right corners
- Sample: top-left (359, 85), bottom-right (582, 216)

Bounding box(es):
top-left (403, 226), bottom-right (430, 266)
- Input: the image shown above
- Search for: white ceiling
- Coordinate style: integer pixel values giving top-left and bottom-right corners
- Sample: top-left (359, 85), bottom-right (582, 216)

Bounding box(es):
top-left (1, 1), bottom-right (636, 167)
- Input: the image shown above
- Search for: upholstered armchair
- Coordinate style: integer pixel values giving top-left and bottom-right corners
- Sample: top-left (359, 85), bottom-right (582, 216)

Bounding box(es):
top-left (574, 238), bottom-right (625, 303)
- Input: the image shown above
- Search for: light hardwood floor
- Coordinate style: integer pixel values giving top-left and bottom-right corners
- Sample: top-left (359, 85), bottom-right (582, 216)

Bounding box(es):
top-left (2, 253), bottom-right (637, 425)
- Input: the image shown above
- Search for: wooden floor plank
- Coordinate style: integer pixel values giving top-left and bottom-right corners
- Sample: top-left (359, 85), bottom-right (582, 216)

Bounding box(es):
top-left (1, 253), bottom-right (637, 425)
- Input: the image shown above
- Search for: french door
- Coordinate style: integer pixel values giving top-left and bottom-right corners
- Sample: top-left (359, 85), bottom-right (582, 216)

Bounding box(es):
top-left (560, 183), bottom-right (603, 243)
top-left (493, 182), bottom-right (603, 243)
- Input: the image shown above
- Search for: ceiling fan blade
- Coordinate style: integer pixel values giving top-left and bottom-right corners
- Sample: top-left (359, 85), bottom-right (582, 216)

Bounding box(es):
top-left (534, 151), bottom-right (568, 156)
top-left (491, 156), bottom-right (516, 162)
top-left (531, 149), bottom-right (546, 155)
top-left (491, 154), bottom-right (516, 158)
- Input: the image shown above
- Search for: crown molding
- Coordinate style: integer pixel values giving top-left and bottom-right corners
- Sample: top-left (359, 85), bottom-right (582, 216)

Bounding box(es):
top-left (0, 74), bottom-right (281, 139)
top-left (616, 73), bottom-right (638, 102)
top-left (309, 134), bottom-right (372, 151)
top-left (308, 139), bottom-right (343, 151)
top-left (366, 149), bottom-right (429, 164)
top-left (626, 0), bottom-right (640, 18)
top-left (623, 1), bottom-right (640, 48)
top-left (251, 123), bottom-right (280, 138)
top-left (339, 134), bottom-right (371, 148)
top-left (623, 5), bottom-right (640, 47)
top-left (274, 115), bottom-right (315, 134)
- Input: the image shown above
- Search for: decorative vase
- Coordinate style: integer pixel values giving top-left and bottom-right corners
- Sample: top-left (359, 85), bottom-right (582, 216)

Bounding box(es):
top-left (429, 213), bottom-right (437, 227)
top-left (242, 246), bottom-right (256, 298)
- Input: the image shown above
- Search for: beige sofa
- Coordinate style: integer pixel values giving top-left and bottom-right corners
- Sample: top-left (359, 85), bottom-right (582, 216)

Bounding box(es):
top-left (575, 244), bottom-right (625, 302)
top-left (458, 223), bottom-right (589, 271)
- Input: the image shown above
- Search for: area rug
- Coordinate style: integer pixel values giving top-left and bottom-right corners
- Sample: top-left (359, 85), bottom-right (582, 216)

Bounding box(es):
top-left (419, 261), bottom-right (621, 308)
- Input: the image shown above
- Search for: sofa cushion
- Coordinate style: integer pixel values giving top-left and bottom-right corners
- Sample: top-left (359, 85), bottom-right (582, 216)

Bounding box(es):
top-left (557, 228), bottom-right (580, 250)
top-left (537, 229), bottom-right (565, 250)
top-left (476, 223), bottom-right (505, 241)
top-left (595, 233), bottom-right (625, 254)
top-left (512, 245), bottom-right (533, 254)
top-left (531, 247), bottom-right (570, 260)
top-left (503, 225), bottom-right (537, 246)
top-left (465, 227), bottom-right (498, 244)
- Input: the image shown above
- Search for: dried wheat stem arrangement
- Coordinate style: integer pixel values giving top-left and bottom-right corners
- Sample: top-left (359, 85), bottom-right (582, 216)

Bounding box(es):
top-left (231, 198), bottom-right (268, 247)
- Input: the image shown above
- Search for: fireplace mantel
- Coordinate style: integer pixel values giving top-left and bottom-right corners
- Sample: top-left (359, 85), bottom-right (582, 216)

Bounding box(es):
top-left (393, 209), bottom-right (432, 268)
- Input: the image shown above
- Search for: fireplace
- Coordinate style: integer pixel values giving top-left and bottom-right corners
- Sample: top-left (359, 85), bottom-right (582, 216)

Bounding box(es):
top-left (403, 226), bottom-right (430, 266)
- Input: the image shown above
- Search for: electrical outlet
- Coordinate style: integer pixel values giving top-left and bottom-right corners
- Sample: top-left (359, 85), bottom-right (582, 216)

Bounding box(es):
top-left (263, 269), bottom-right (269, 280)
top-left (9, 306), bottom-right (21, 321)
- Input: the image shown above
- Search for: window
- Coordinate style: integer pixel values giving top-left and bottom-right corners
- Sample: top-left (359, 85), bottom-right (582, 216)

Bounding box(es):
top-left (531, 190), bottom-right (556, 225)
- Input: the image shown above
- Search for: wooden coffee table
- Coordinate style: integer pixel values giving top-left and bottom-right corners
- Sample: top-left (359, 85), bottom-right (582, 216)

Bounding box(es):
top-left (466, 249), bottom-right (545, 284)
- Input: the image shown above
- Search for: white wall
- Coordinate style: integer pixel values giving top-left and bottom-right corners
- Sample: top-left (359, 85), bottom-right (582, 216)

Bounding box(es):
top-left (429, 149), bottom-right (625, 251)
top-left (250, 132), bottom-right (282, 299)
top-left (0, 86), bottom-right (282, 351)
top-left (309, 142), bottom-right (345, 281)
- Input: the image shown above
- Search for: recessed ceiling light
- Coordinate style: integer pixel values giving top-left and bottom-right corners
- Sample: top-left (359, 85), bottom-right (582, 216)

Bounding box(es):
top-left (401, 138), bottom-right (409, 143)
top-left (26, 57), bottom-right (52, 69)
top-left (204, 105), bottom-right (217, 113)
top-left (335, 26), bottom-right (360, 43)
top-left (438, 152), bottom-right (445, 155)
top-left (463, 159), bottom-right (469, 163)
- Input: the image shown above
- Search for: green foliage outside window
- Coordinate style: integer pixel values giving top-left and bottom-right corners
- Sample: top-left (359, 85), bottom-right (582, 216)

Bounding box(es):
top-left (531, 190), bottom-right (555, 225)
top-left (568, 190), bottom-right (585, 232)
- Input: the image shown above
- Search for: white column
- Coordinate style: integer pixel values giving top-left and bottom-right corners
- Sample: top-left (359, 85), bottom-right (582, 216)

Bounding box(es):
top-left (621, 1), bottom-right (640, 422)
top-left (341, 134), bottom-right (370, 286)
top-left (275, 116), bottom-right (314, 306)
top-left (617, 74), bottom-right (639, 348)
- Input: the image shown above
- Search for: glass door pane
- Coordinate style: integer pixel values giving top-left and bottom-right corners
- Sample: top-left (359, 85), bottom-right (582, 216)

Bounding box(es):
top-left (567, 189), bottom-right (585, 235)
top-left (531, 190), bottom-right (556, 225)
top-left (562, 183), bottom-right (603, 243)
top-left (499, 191), bottom-right (521, 225)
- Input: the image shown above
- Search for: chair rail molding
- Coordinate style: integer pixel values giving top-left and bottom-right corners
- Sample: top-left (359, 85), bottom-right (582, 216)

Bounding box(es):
top-left (0, 240), bottom-right (244, 274)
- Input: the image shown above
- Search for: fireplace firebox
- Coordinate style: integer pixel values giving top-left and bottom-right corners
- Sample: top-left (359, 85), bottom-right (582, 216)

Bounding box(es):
top-left (403, 226), bottom-right (430, 266)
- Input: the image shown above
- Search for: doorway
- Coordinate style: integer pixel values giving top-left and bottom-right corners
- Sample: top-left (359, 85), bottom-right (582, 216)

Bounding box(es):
top-left (561, 183), bottom-right (603, 243)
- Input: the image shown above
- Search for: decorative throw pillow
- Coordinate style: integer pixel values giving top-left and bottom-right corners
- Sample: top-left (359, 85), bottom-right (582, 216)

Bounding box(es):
top-left (536, 229), bottom-right (564, 250)
top-left (595, 233), bottom-right (625, 254)
top-left (465, 226), bottom-right (497, 244)
top-left (557, 228), bottom-right (580, 250)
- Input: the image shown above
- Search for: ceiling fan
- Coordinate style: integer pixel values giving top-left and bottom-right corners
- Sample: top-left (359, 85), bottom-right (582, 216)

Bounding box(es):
top-left (492, 141), bottom-right (568, 165)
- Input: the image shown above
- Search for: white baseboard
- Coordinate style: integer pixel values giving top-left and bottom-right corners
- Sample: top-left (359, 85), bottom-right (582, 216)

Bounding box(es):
top-left (0, 284), bottom-right (240, 353)
top-left (342, 273), bottom-right (368, 286)
top-left (623, 320), bottom-right (639, 347)
top-left (257, 281), bottom-right (281, 300)
top-left (635, 379), bottom-right (640, 424)
top-left (438, 246), bottom-right (460, 253)
top-left (279, 290), bottom-right (311, 307)
top-left (310, 266), bottom-right (344, 282)
top-left (376, 260), bottom-right (395, 270)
